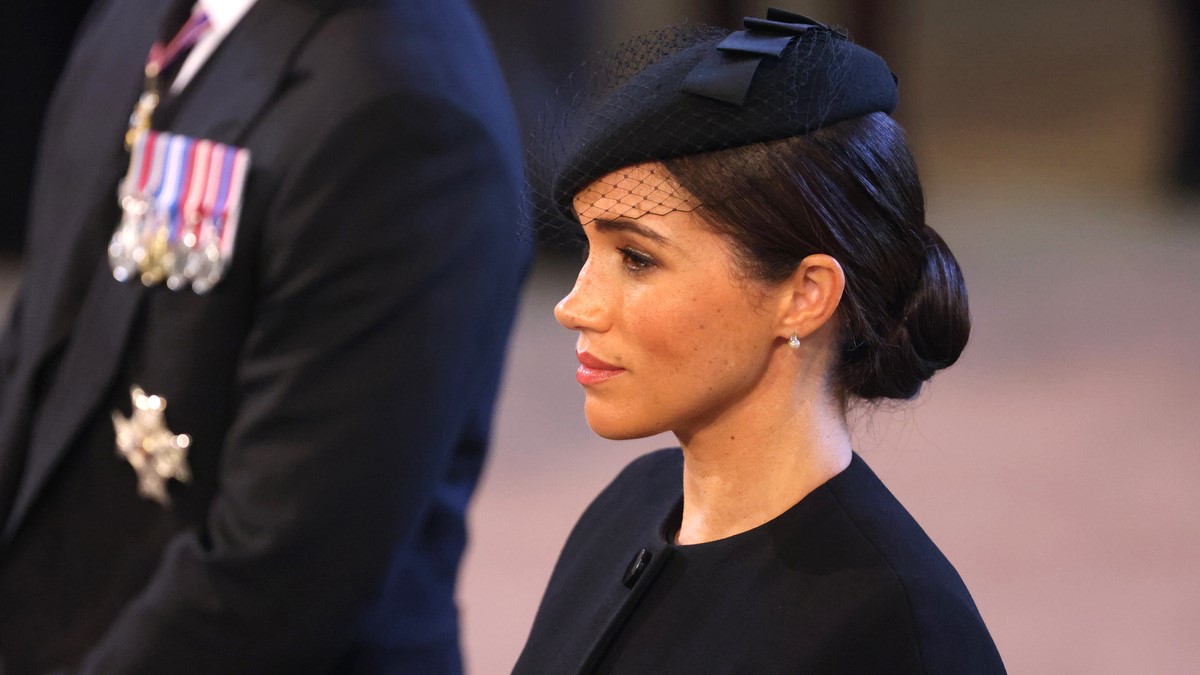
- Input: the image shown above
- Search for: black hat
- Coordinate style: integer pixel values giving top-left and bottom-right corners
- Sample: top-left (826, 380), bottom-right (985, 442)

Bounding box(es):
top-left (532, 8), bottom-right (899, 239)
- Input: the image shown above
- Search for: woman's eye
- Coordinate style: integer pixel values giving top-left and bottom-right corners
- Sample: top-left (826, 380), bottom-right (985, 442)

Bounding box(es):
top-left (618, 246), bottom-right (655, 273)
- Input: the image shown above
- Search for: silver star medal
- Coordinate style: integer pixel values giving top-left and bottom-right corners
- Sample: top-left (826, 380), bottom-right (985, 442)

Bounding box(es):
top-left (112, 386), bottom-right (192, 505)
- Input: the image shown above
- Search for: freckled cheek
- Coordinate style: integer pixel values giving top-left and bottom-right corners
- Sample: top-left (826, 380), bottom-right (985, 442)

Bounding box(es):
top-left (624, 290), bottom-right (720, 377)
top-left (684, 298), bottom-right (764, 385)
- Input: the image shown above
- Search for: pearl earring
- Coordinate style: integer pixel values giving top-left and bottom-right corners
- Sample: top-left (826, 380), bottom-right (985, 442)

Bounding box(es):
top-left (788, 333), bottom-right (801, 350)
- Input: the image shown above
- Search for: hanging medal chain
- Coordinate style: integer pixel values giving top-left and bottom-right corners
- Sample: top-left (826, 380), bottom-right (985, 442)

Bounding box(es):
top-left (125, 10), bottom-right (211, 150)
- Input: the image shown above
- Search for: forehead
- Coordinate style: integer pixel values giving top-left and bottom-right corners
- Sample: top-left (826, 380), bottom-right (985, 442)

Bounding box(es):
top-left (572, 161), bottom-right (702, 226)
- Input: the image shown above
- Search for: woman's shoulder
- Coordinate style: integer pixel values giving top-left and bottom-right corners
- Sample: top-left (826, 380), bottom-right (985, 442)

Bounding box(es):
top-left (562, 448), bottom-right (683, 546)
top-left (824, 454), bottom-right (973, 594)
top-left (596, 447), bottom-right (683, 502)
top-left (818, 453), bottom-right (1006, 672)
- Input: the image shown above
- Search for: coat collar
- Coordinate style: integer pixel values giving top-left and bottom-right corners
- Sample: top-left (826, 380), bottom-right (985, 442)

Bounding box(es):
top-left (514, 449), bottom-right (686, 674)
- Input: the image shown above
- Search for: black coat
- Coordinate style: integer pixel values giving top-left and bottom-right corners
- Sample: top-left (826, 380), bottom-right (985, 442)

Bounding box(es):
top-left (0, 0), bottom-right (528, 672)
top-left (515, 449), bottom-right (1005, 674)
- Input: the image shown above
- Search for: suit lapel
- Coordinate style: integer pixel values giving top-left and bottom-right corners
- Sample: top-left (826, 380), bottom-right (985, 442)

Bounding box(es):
top-left (0, 0), bottom-right (160, 542)
top-left (12, 0), bottom-right (162, 380)
top-left (0, 0), bottom-right (329, 546)
top-left (157, 0), bottom-right (328, 145)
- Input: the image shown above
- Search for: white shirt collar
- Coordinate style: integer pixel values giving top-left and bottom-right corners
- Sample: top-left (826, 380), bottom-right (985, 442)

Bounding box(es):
top-left (197, 0), bottom-right (258, 38)
top-left (170, 0), bottom-right (258, 93)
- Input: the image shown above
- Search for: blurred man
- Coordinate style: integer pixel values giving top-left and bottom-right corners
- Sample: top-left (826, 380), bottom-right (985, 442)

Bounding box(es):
top-left (1173, 0), bottom-right (1200, 195)
top-left (0, 0), bottom-right (528, 672)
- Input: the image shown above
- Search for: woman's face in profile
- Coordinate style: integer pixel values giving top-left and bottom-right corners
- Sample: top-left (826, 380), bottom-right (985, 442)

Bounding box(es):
top-left (555, 162), bottom-right (784, 440)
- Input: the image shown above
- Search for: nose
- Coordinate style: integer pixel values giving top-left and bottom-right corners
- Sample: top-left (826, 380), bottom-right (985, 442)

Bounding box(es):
top-left (554, 264), bottom-right (608, 332)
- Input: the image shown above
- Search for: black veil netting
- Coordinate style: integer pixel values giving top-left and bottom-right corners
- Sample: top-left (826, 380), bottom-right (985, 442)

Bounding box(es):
top-left (524, 8), bottom-right (899, 248)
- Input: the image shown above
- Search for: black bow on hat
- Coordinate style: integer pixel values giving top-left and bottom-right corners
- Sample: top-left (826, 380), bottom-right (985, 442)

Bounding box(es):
top-left (682, 9), bottom-right (838, 106)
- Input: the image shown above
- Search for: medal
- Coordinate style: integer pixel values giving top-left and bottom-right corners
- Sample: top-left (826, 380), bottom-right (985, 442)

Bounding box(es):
top-left (168, 138), bottom-right (211, 290)
top-left (109, 9), bottom-right (249, 293)
top-left (141, 134), bottom-right (188, 285)
top-left (109, 132), bottom-right (154, 282)
top-left (110, 131), bottom-right (250, 293)
top-left (112, 386), bottom-right (192, 506)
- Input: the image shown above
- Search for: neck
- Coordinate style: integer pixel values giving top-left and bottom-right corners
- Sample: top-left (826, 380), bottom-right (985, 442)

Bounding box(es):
top-left (673, 350), bottom-right (852, 545)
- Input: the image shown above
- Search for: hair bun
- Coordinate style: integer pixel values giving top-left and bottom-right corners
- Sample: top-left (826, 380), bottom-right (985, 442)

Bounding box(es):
top-left (851, 225), bottom-right (970, 400)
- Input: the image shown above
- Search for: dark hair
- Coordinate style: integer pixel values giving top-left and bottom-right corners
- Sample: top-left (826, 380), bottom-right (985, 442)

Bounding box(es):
top-left (663, 112), bottom-right (970, 401)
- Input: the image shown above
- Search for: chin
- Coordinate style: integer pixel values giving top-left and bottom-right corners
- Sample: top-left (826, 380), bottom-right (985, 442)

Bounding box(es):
top-left (587, 423), bottom-right (649, 441)
top-left (584, 402), bottom-right (668, 441)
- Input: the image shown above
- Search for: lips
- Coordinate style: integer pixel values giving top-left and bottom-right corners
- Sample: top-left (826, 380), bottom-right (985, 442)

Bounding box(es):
top-left (576, 351), bottom-right (625, 385)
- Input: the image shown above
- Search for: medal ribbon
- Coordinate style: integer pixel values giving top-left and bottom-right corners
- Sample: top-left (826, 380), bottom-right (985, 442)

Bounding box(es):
top-left (220, 149), bottom-right (251, 259)
top-left (157, 135), bottom-right (188, 227)
top-left (146, 10), bottom-right (211, 79)
top-left (136, 132), bottom-right (158, 193)
top-left (201, 143), bottom-right (227, 236)
top-left (184, 140), bottom-right (213, 242)
top-left (114, 125), bottom-right (250, 292)
top-left (126, 8), bottom-right (211, 149)
top-left (210, 147), bottom-right (237, 244)
top-left (169, 138), bottom-right (198, 241)
top-left (145, 133), bottom-right (170, 203)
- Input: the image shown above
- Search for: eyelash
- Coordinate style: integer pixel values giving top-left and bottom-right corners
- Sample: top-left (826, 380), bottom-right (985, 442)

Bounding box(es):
top-left (578, 242), bottom-right (658, 274)
top-left (618, 246), bottom-right (656, 273)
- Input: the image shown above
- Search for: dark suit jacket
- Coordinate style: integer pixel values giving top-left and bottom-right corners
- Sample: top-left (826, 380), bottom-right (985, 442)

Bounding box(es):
top-left (0, 0), bottom-right (528, 672)
top-left (514, 449), bottom-right (1005, 674)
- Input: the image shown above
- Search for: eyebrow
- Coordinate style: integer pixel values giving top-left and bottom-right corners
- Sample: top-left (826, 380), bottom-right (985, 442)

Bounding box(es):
top-left (591, 218), bottom-right (672, 246)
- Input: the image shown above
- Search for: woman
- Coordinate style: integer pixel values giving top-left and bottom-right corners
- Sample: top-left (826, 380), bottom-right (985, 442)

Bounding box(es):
top-left (516, 9), bottom-right (1004, 674)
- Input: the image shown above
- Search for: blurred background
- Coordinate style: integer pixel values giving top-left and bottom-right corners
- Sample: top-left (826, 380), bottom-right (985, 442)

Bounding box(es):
top-left (2, 0), bottom-right (1198, 672)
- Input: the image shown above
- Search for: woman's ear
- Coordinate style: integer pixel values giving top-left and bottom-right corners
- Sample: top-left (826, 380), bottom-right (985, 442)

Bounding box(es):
top-left (777, 254), bottom-right (845, 339)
